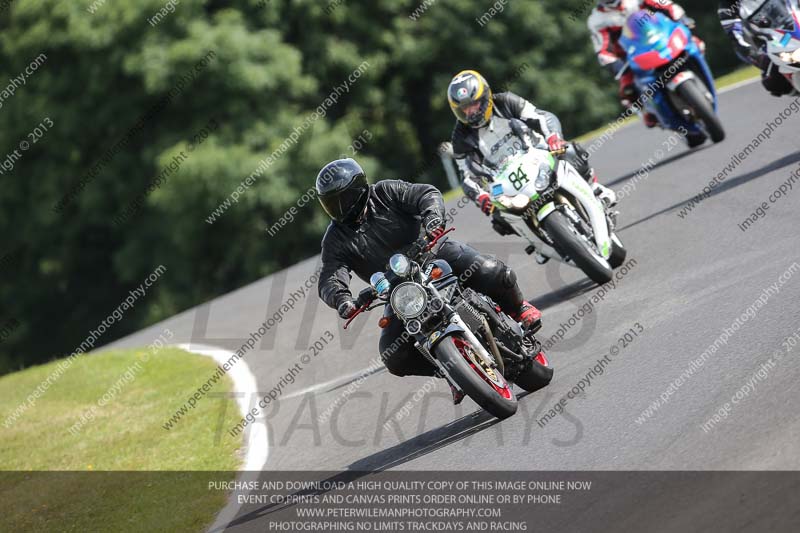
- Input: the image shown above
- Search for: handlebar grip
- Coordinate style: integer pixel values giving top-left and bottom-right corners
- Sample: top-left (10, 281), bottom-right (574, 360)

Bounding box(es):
top-left (343, 303), bottom-right (368, 330)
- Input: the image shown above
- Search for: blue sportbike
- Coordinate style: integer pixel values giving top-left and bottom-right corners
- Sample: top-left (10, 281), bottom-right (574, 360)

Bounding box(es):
top-left (619, 10), bottom-right (725, 147)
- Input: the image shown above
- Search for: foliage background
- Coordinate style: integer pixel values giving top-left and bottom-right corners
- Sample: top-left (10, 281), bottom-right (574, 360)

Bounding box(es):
top-left (0, 0), bottom-right (741, 373)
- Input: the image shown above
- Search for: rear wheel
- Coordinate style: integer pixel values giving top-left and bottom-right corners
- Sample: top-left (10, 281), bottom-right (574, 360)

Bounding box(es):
top-left (677, 78), bottom-right (725, 143)
top-left (514, 352), bottom-right (553, 393)
top-left (434, 335), bottom-right (517, 420)
top-left (543, 210), bottom-right (613, 285)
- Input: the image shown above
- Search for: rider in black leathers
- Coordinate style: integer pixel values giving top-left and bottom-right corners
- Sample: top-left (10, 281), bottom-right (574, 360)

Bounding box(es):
top-left (316, 158), bottom-right (542, 403)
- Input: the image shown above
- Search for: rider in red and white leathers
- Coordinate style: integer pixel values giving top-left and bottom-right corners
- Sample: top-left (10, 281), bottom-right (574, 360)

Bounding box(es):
top-left (588, 0), bottom-right (698, 127)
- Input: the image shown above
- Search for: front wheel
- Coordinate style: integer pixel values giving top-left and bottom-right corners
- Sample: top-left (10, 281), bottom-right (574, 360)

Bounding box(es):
top-left (608, 233), bottom-right (627, 269)
top-left (542, 210), bottom-right (613, 285)
top-left (677, 78), bottom-right (725, 143)
top-left (434, 335), bottom-right (517, 420)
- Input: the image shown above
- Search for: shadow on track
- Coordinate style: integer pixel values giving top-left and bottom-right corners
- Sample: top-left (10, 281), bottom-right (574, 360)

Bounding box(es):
top-left (618, 151), bottom-right (800, 232)
top-left (529, 279), bottom-right (596, 311)
top-left (604, 144), bottom-right (711, 188)
top-left (218, 393), bottom-right (531, 530)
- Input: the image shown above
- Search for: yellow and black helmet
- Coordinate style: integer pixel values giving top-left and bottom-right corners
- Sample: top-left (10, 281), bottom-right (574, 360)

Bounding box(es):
top-left (447, 70), bottom-right (493, 128)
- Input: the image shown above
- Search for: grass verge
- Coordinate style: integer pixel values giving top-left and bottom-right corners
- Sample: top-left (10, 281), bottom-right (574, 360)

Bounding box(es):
top-left (0, 347), bottom-right (242, 532)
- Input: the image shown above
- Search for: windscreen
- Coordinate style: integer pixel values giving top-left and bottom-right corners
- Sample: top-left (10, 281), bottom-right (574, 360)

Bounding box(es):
top-left (742, 0), bottom-right (795, 31)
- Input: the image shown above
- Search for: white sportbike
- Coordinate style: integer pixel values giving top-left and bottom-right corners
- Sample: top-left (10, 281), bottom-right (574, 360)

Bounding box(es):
top-left (481, 121), bottom-right (627, 285)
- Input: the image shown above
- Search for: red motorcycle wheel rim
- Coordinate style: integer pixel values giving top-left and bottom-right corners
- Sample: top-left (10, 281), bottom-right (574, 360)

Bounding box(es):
top-left (452, 337), bottom-right (513, 400)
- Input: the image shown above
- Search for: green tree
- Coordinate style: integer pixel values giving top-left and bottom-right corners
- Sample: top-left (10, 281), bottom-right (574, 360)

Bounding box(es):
top-left (0, 0), bottom-right (744, 373)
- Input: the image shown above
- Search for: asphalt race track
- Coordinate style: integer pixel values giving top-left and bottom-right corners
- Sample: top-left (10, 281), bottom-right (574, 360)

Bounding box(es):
top-left (111, 81), bottom-right (800, 530)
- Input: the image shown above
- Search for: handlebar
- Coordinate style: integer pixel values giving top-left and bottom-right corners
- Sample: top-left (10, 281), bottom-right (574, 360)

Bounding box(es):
top-left (342, 227), bottom-right (457, 329)
top-left (425, 227), bottom-right (455, 252)
top-left (343, 303), bottom-right (369, 330)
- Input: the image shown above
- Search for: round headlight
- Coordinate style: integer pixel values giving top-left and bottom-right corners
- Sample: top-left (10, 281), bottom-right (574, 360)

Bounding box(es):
top-left (389, 254), bottom-right (411, 277)
top-left (390, 282), bottom-right (427, 319)
top-left (534, 164), bottom-right (552, 191)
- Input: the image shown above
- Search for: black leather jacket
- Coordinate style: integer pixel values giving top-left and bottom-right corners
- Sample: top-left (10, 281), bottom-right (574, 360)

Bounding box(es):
top-left (318, 180), bottom-right (445, 309)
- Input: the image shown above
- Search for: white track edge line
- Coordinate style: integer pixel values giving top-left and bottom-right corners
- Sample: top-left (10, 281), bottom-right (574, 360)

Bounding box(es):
top-left (173, 343), bottom-right (267, 533)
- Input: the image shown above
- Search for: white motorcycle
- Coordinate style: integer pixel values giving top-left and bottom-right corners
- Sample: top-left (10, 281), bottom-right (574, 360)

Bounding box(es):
top-left (741, 0), bottom-right (800, 93)
top-left (478, 120), bottom-right (627, 285)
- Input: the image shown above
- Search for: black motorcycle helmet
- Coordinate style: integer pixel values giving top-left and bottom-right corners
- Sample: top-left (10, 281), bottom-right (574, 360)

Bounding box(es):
top-left (316, 158), bottom-right (370, 224)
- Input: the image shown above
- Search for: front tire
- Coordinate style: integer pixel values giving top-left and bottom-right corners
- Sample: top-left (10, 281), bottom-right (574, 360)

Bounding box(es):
top-left (434, 335), bottom-right (517, 420)
top-left (608, 233), bottom-right (627, 269)
top-left (543, 210), bottom-right (613, 285)
top-left (677, 78), bottom-right (725, 143)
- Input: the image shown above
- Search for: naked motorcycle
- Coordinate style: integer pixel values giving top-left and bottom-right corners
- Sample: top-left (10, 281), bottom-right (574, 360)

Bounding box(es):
top-left (344, 228), bottom-right (553, 420)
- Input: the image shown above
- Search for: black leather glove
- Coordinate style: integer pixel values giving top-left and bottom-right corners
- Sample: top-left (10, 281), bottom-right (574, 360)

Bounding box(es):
top-left (337, 300), bottom-right (357, 319)
top-left (356, 287), bottom-right (376, 308)
top-left (423, 214), bottom-right (445, 240)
